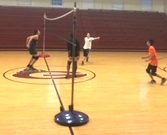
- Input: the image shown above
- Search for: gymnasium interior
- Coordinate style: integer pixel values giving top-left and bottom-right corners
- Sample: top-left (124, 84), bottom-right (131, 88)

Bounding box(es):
top-left (0, 0), bottom-right (167, 135)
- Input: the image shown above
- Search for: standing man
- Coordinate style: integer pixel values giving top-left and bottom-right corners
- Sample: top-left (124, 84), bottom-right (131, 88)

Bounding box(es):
top-left (66, 34), bottom-right (80, 78)
top-left (81, 33), bottom-right (100, 65)
top-left (26, 29), bottom-right (40, 71)
top-left (142, 39), bottom-right (166, 85)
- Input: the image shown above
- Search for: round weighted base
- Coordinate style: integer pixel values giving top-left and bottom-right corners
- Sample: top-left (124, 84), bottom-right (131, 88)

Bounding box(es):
top-left (55, 110), bottom-right (89, 127)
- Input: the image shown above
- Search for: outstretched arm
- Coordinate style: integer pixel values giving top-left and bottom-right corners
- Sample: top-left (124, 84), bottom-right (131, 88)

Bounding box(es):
top-left (89, 37), bottom-right (100, 41)
top-left (94, 37), bottom-right (100, 40)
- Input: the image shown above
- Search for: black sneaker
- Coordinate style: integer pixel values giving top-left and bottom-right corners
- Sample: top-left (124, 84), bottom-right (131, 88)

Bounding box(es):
top-left (81, 61), bottom-right (84, 65)
top-left (161, 78), bottom-right (166, 85)
top-left (24, 67), bottom-right (31, 71)
top-left (86, 57), bottom-right (89, 62)
top-left (150, 80), bottom-right (156, 84)
top-left (65, 74), bottom-right (70, 79)
top-left (30, 66), bottom-right (38, 71)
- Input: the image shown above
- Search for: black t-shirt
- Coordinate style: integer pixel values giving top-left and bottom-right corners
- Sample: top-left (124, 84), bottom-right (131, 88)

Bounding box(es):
top-left (30, 39), bottom-right (38, 50)
top-left (29, 39), bottom-right (38, 54)
top-left (67, 38), bottom-right (80, 57)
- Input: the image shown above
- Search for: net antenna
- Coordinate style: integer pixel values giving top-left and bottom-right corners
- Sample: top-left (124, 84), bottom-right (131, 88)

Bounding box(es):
top-left (42, 2), bottom-right (89, 127)
top-left (39, 13), bottom-right (49, 57)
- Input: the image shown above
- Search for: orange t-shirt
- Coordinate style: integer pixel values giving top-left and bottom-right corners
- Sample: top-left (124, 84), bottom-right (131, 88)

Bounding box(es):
top-left (149, 46), bottom-right (158, 66)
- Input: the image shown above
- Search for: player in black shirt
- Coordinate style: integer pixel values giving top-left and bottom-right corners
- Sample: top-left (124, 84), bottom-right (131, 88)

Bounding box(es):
top-left (26, 29), bottom-right (40, 71)
top-left (66, 34), bottom-right (80, 78)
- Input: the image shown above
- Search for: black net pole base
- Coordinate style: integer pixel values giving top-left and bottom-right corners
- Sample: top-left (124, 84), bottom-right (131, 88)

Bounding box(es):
top-left (54, 110), bottom-right (89, 127)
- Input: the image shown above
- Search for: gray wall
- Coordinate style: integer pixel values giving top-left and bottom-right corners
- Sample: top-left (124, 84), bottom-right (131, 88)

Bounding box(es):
top-left (0, 0), bottom-right (166, 13)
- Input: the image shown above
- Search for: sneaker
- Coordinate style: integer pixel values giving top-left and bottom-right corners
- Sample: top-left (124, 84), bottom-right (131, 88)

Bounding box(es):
top-left (161, 78), bottom-right (166, 85)
top-left (86, 57), bottom-right (89, 62)
top-left (150, 80), bottom-right (156, 84)
top-left (29, 66), bottom-right (39, 71)
top-left (65, 74), bottom-right (70, 79)
top-left (81, 61), bottom-right (84, 65)
top-left (24, 67), bottom-right (31, 71)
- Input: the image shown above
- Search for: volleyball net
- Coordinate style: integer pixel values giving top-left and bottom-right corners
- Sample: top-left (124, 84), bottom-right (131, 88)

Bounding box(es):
top-left (40, 7), bottom-right (76, 57)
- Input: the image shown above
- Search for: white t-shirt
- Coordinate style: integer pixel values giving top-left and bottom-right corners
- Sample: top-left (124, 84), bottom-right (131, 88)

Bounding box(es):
top-left (83, 37), bottom-right (95, 49)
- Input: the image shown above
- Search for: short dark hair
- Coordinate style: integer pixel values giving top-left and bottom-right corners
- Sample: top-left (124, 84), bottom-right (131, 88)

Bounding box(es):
top-left (148, 39), bottom-right (154, 45)
top-left (33, 29), bottom-right (39, 35)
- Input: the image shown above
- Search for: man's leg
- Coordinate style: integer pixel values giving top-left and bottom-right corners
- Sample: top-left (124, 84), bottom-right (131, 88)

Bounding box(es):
top-left (66, 60), bottom-right (71, 78)
top-left (74, 60), bottom-right (77, 77)
top-left (146, 64), bottom-right (156, 83)
top-left (150, 65), bottom-right (166, 85)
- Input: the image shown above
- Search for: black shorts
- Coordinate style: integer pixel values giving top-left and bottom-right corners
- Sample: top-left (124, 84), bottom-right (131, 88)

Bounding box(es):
top-left (68, 52), bottom-right (80, 58)
top-left (29, 48), bottom-right (38, 55)
top-left (146, 64), bottom-right (157, 76)
top-left (83, 49), bottom-right (90, 57)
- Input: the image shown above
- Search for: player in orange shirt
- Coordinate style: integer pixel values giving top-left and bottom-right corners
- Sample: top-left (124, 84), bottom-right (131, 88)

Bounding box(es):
top-left (142, 39), bottom-right (166, 85)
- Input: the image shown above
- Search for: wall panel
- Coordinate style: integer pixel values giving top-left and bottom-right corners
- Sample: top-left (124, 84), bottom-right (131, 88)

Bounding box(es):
top-left (0, 6), bottom-right (167, 50)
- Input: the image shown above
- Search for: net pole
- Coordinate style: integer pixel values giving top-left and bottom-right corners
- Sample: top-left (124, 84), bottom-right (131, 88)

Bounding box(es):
top-left (40, 13), bottom-right (50, 58)
top-left (43, 13), bottom-right (46, 54)
top-left (54, 3), bottom-right (89, 126)
top-left (70, 1), bottom-right (77, 111)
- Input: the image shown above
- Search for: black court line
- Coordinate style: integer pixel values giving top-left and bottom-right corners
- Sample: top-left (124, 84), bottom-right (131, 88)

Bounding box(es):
top-left (158, 66), bottom-right (167, 73)
top-left (44, 57), bottom-right (65, 110)
top-left (44, 57), bottom-right (75, 135)
top-left (69, 126), bottom-right (75, 135)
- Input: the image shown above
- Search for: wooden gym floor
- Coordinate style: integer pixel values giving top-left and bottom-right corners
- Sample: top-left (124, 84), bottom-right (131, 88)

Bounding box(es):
top-left (0, 51), bottom-right (167, 135)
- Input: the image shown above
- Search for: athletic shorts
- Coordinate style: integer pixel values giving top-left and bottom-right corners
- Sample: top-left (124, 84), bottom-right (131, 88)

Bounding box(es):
top-left (68, 56), bottom-right (79, 61)
top-left (83, 49), bottom-right (90, 57)
top-left (29, 48), bottom-right (38, 55)
top-left (146, 64), bottom-right (157, 76)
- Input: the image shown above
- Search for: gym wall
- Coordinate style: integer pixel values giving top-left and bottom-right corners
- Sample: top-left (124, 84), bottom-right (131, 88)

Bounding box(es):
top-left (0, 0), bottom-right (166, 13)
top-left (0, 0), bottom-right (167, 50)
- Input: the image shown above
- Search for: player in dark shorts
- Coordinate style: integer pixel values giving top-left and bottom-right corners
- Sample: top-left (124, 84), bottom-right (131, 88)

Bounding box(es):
top-left (25, 29), bottom-right (40, 71)
top-left (81, 33), bottom-right (100, 65)
top-left (83, 49), bottom-right (90, 61)
top-left (142, 39), bottom-right (166, 85)
top-left (66, 34), bottom-right (80, 78)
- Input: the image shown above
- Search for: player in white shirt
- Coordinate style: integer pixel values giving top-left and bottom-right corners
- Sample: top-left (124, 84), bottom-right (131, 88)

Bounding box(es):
top-left (81, 33), bottom-right (100, 65)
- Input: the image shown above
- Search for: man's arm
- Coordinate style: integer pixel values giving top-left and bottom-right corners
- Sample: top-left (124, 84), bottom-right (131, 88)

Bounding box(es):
top-left (26, 36), bottom-right (31, 48)
top-left (142, 54), bottom-right (153, 62)
top-left (91, 37), bottom-right (100, 40)
top-left (141, 55), bottom-right (150, 59)
top-left (94, 37), bottom-right (100, 40)
top-left (26, 35), bottom-right (39, 48)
